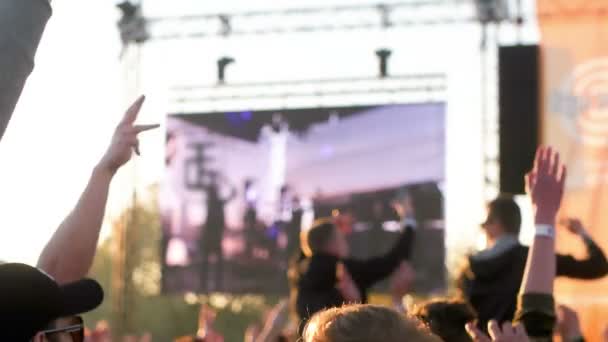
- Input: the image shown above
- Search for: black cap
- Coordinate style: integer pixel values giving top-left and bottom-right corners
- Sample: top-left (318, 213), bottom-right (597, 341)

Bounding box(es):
top-left (0, 263), bottom-right (104, 341)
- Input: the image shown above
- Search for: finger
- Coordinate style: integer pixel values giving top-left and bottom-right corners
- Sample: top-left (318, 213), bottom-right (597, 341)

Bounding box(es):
top-left (133, 139), bottom-right (140, 156)
top-left (525, 172), bottom-right (537, 193)
top-left (466, 323), bottom-right (490, 342)
top-left (539, 146), bottom-right (551, 175)
top-left (558, 165), bottom-right (567, 197)
top-left (131, 124), bottom-right (160, 134)
top-left (559, 164), bottom-right (567, 185)
top-left (487, 320), bottom-right (501, 340)
top-left (120, 95), bottom-right (146, 125)
top-left (533, 146), bottom-right (543, 172)
top-left (550, 150), bottom-right (561, 178)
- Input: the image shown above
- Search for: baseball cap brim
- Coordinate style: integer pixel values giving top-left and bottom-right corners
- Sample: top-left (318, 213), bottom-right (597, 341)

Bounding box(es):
top-left (57, 278), bottom-right (104, 317)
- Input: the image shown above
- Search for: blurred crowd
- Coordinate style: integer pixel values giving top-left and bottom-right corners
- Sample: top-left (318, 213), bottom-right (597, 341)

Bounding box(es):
top-left (2, 1), bottom-right (608, 342)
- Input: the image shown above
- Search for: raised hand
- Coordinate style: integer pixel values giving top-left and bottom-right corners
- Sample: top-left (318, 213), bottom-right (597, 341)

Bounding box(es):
top-left (466, 321), bottom-right (530, 342)
top-left (556, 305), bottom-right (583, 341)
top-left (336, 262), bottom-right (361, 303)
top-left (526, 146), bottom-right (567, 225)
top-left (98, 95), bottom-right (159, 174)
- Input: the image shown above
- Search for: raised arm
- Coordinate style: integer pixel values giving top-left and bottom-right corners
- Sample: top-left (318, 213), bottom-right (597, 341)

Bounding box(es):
top-left (255, 300), bottom-right (290, 342)
top-left (37, 96), bottom-right (159, 284)
top-left (345, 224), bottom-right (415, 290)
top-left (556, 218), bottom-right (608, 279)
top-left (0, 0), bottom-right (52, 140)
top-left (515, 146), bottom-right (566, 338)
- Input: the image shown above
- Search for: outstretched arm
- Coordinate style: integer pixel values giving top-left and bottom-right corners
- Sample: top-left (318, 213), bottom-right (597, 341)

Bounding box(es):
top-left (256, 300), bottom-right (290, 342)
top-left (345, 224), bottom-right (415, 290)
top-left (515, 146), bottom-right (566, 338)
top-left (556, 218), bottom-right (608, 279)
top-left (37, 96), bottom-right (159, 284)
top-left (0, 0), bottom-right (52, 140)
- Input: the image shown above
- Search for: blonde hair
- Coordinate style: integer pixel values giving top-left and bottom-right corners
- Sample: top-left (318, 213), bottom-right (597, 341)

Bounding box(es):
top-left (302, 304), bottom-right (440, 342)
top-left (300, 218), bottom-right (337, 257)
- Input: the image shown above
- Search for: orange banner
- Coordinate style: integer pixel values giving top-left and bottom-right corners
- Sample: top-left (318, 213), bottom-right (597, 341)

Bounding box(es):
top-left (538, 1), bottom-right (608, 339)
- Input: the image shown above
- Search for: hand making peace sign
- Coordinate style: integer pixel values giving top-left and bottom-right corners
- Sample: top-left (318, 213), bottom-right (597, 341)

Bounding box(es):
top-left (98, 95), bottom-right (159, 173)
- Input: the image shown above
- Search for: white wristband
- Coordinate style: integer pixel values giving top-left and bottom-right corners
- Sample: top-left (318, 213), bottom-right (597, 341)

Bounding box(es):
top-left (535, 224), bottom-right (555, 239)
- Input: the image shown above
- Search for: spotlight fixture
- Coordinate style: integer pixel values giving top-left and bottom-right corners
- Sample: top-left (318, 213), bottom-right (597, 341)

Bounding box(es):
top-left (117, 1), bottom-right (138, 20)
top-left (474, 0), bottom-right (510, 24)
top-left (218, 15), bottom-right (232, 37)
top-left (377, 4), bottom-right (393, 29)
top-left (217, 57), bottom-right (236, 84)
top-left (375, 49), bottom-right (392, 78)
top-left (116, 1), bottom-right (148, 47)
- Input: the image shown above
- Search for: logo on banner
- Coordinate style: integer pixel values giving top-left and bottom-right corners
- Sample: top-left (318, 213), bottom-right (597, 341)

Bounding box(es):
top-left (550, 58), bottom-right (608, 185)
top-left (550, 58), bottom-right (608, 147)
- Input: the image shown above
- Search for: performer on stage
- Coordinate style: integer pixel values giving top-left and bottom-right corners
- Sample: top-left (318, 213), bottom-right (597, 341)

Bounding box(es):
top-left (200, 172), bottom-right (236, 292)
top-left (243, 179), bottom-right (258, 257)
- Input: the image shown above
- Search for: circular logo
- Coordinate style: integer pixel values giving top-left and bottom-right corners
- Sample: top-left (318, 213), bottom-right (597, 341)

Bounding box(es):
top-left (551, 58), bottom-right (608, 147)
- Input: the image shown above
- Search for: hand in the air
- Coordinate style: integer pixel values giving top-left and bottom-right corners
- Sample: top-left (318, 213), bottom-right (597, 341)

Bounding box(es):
top-left (556, 305), bottom-right (583, 341)
top-left (466, 321), bottom-right (530, 342)
top-left (526, 146), bottom-right (567, 225)
top-left (98, 95), bottom-right (159, 174)
top-left (336, 262), bottom-right (361, 303)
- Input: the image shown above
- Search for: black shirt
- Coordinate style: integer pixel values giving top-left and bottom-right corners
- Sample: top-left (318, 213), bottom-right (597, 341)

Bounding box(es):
top-left (292, 226), bottom-right (415, 333)
top-left (459, 235), bottom-right (608, 330)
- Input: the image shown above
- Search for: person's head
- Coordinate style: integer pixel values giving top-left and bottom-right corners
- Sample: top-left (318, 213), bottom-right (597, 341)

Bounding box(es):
top-left (482, 195), bottom-right (521, 239)
top-left (302, 304), bottom-right (440, 342)
top-left (411, 298), bottom-right (477, 342)
top-left (0, 263), bottom-right (104, 342)
top-left (301, 218), bottom-right (349, 259)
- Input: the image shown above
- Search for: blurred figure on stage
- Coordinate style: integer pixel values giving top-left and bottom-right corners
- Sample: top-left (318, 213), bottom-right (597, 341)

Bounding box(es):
top-left (286, 195), bottom-right (304, 259)
top-left (458, 195), bottom-right (608, 330)
top-left (369, 198), bottom-right (386, 257)
top-left (243, 178), bottom-right (259, 256)
top-left (161, 131), bottom-right (190, 268)
top-left (200, 171), bottom-right (236, 292)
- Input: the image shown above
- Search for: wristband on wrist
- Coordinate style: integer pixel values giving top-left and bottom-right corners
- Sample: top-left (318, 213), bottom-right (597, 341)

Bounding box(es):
top-left (535, 224), bottom-right (555, 239)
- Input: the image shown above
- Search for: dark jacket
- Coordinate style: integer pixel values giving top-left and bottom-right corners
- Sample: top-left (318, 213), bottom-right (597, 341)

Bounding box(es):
top-left (292, 226), bottom-right (415, 331)
top-left (459, 235), bottom-right (608, 330)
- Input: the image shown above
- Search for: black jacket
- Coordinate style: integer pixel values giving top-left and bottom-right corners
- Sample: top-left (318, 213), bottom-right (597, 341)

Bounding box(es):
top-left (459, 235), bottom-right (608, 330)
top-left (292, 226), bottom-right (415, 331)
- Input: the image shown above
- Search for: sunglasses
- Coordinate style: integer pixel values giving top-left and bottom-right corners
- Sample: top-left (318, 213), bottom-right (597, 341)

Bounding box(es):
top-left (40, 316), bottom-right (84, 342)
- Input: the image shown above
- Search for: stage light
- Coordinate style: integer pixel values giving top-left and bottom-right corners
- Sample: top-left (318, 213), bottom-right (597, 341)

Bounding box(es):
top-left (377, 4), bottom-right (393, 29)
top-left (117, 1), bottom-right (137, 19)
top-left (217, 57), bottom-right (235, 84)
top-left (218, 15), bottom-right (232, 37)
top-left (375, 48), bottom-right (392, 78)
top-left (116, 1), bottom-right (148, 46)
top-left (474, 0), bottom-right (510, 24)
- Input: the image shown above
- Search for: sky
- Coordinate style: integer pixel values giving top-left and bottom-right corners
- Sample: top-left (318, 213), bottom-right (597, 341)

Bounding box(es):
top-left (0, 0), bottom-right (539, 265)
